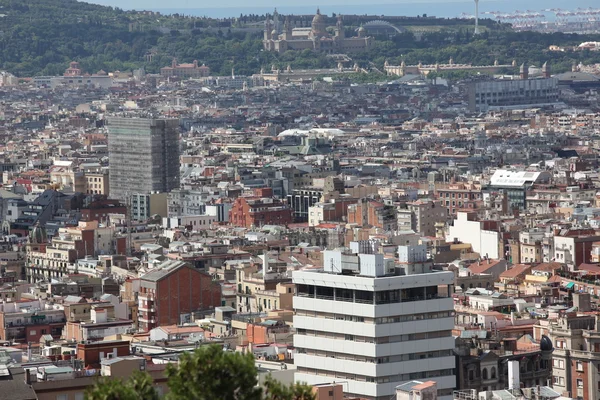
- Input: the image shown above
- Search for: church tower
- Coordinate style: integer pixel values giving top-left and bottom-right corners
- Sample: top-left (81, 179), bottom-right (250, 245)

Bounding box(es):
top-left (335, 15), bottom-right (345, 39)
top-left (282, 17), bottom-right (292, 40)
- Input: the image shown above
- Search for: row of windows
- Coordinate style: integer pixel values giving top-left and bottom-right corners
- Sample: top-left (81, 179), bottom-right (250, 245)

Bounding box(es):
top-left (297, 284), bottom-right (443, 304)
top-left (441, 192), bottom-right (481, 199)
top-left (296, 328), bottom-right (452, 343)
top-left (295, 309), bottom-right (453, 324)
top-left (299, 347), bottom-right (453, 364)
top-left (296, 366), bottom-right (454, 384)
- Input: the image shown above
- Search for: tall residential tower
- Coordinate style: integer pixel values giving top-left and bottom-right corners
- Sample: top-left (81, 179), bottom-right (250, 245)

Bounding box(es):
top-left (107, 117), bottom-right (180, 201)
top-left (293, 243), bottom-right (456, 400)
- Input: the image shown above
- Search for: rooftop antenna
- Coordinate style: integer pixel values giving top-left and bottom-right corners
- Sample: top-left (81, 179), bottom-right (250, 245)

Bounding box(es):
top-left (474, 0), bottom-right (481, 34)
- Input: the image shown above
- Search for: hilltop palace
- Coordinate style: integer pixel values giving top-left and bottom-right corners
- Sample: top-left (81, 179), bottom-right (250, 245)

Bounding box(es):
top-left (263, 9), bottom-right (374, 54)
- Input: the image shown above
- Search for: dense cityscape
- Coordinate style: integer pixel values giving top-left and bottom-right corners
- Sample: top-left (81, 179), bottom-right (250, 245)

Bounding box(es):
top-left (2, 0), bottom-right (600, 399)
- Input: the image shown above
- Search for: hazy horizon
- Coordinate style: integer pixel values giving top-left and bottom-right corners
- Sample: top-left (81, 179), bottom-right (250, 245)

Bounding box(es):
top-left (87, 0), bottom-right (600, 18)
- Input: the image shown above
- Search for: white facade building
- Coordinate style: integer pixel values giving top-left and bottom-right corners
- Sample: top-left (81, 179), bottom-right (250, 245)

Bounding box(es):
top-left (33, 75), bottom-right (113, 89)
top-left (293, 245), bottom-right (456, 400)
top-left (447, 212), bottom-right (501, 259)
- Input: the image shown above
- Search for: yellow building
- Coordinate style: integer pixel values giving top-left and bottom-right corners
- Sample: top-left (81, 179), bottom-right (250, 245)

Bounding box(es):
top-left (85, 171), bottom-right (109, 195)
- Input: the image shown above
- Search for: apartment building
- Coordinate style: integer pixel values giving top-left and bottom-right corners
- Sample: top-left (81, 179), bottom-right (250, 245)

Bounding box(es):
top-left (167, 188), bottom-right (226, 217)
top-left (293, 244), bottom-right (455, 400)
top-left (347, 198), bottom-right (397, 231)
top-left (308, 196), bottom-right (357, 227)
top-left (468, 77), bottom-right (559, 112)
top-left (229, 195), bottom-right (293, 228)
top-left (520, 230), bottom-right (545, 264)
top-left (447, 211), bottom-right (502, 260)
top-left (235, 257), bottom-right (292, 313)
top-left (435, 183), bottom-right (482, 216)
top-left (131, 192), bottom-right (168, 221)
top-left (0, 299), bottom-right (65, 343)
top-left (398, 200), bottom-right (447, 237)
top-left (545, 307), bottom-right (600, 400)
top-left (107, 117), bottom-right (180, 201)
top-left (553, 229), bottom-right (600, 271)
top-left (138, 260), bottom-right (222, 331)
top-left (80, 199), bottom-right (127, 222)
top-left (26, 221), bottom-right (119, 283)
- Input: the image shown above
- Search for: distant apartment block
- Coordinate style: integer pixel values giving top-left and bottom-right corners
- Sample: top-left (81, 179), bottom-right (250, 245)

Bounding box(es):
top-left (468, 78), bottom-right (560, 112)
top-left (229, 188), bottom-right (293, 228)
top-left (107, 117), bottom-right (180, 201)
top-left (348, 198), bottom-right (397, 231)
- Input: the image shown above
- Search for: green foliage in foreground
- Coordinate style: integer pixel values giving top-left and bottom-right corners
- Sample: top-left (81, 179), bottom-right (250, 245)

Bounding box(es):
top-left (85, 345), bottom-right (314, 400)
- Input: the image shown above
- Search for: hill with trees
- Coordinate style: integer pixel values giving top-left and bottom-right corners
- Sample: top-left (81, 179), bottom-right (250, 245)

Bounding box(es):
top-left (1, 0), bottom-right (600, 77)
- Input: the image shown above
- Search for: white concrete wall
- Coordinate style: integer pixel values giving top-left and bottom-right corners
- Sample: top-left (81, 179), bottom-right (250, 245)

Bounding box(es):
top-left (447, 214), bottom-right (500, 259)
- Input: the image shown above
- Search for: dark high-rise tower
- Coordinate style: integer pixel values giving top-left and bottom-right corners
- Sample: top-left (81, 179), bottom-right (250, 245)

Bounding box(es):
top-left (107, 117), bottom-right (180, 201)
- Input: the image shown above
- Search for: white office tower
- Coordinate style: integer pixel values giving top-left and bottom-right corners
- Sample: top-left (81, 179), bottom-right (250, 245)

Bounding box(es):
top-left (293, 243), bottom-right (456, 400)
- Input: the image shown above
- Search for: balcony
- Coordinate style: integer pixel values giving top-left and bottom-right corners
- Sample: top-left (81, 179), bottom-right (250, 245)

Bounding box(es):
top-left (138, 316), bottom-right (155, 324)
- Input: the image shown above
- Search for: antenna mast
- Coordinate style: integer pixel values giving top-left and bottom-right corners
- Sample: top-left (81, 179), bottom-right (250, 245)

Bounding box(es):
top-left (474, 0), bottom-right (481, 34)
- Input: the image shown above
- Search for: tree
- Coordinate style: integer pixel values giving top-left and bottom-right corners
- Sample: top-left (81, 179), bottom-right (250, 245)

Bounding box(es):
top-left (86, 371), bottom-right (159, 400)
top-left (166, 345), bottom-right (261, 400)
top-left (85, 345), bottom-right (315, 400)
top-left (263, 375), bottom-right (315, 400)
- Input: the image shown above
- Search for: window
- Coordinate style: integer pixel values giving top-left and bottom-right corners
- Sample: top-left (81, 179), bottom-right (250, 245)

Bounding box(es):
top-left (57, 395), bottom-right (68, 400)
top-left (576, 361), bottom-right (583, 371)
top-left (577, 379), bottom-right (583, 388)
top-left (75, 394), bottom-right (85, 400)
top-left (491, 366), bottom-right (497, 379)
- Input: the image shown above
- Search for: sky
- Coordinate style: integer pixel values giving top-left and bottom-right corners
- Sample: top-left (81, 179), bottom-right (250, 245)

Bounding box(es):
top-left (90, 0), bottom-right (463, 8)
top-left (86, 0), bottom-right (599, 18)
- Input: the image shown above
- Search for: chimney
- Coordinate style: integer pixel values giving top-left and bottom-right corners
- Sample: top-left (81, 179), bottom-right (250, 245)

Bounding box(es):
top-left (508, 360), bottom-right (520, 390)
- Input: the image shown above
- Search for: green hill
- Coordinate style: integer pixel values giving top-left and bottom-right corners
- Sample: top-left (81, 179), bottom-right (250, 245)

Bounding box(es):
top-left (0, 0), bottom-right (154, 76)
top-left (2, 0), bottom-right (600, 78)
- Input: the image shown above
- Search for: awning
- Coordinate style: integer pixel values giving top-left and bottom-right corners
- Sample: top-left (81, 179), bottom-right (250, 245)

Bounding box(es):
top-left (565, 282), bottom-right (575, 289)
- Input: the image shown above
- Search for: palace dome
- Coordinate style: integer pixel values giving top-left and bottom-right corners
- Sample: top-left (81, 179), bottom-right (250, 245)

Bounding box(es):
top-left (311, 8), bottom-right (327, 36)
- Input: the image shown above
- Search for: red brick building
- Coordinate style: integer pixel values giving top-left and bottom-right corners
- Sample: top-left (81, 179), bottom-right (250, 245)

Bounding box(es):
top-left (229, 188), bottom-right (293, 228)
top-left (347, 198), bottom-right (397, 231)
top-left (138, 261), bottom-right (222, 332)
top-left (81, 199), bottom-right (127, 222)
top-left (435, 183), bottom-right (482, 216)
top-left (247, 320), bottom-right (290, 344)
top-left (76, 340), bottom-right (131, 368)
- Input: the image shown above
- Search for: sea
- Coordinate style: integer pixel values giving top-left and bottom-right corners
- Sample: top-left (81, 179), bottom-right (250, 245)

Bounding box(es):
top-left (149, 0), bottom-right (600, 20)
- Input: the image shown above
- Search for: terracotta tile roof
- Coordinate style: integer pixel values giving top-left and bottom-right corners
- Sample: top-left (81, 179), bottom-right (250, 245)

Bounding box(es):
top-left (468, 259), bottom-right (504, 275)
top-left (532, 262), bottom-right (563, 272)
top-left (500, 264), bottom-right (533, 279)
